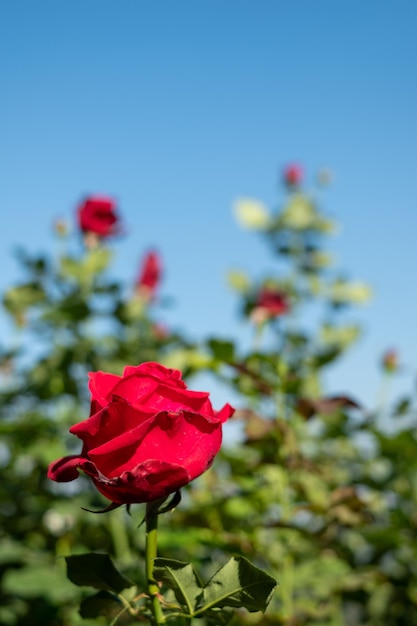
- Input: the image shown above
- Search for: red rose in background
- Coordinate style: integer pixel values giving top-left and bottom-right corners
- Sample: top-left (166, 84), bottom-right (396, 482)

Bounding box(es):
top-left (136, 250), bottom-right (162, 299)
top-left (283, 163), bottom-right (303, 187)
top-left (251, 287), bottom-right (289, 323)
top-left (48, 362), bottom-right (234, 505)
top-left (77, 196), bottom-right (120, 237)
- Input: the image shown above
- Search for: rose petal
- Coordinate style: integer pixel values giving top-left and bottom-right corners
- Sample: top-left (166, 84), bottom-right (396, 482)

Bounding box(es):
top-left (89, 410), bottom-right (223, 480)
top-left (124, 362), bottom-right (185, 385)
top-left (215, 403), bottom-right (235, 424)
top-left (140, 385), bottom-right (213, 415)
top-left (47, 454), bottom-right (95, 482)
top-left (91, 460), bottom-right (190, 504)
top-left (70, 399), bottom-right (155, 449)
top-left (110, 376), bottom-right (160, 405)
top-left (88, 371), bottom-right (123, 409)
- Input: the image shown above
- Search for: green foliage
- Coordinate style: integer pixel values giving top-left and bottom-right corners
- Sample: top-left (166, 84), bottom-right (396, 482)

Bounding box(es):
top-left (0, 227), bottom-right (192, 625)
top-left (154, 558), bottom-right (204, 613)
top-left (79, 591), bottom-right (123, 620)
top-left (153, 556), bottom-right (276, 621)
top-left (199, 557), bottom-right (276, 613)
top-left (66, 554), bottom-right (134, 593)
top-left (233, 198), bottom-right (271, 230)
top-left (159, 174), bottom-right (417, 626)
top-left (1, 172), bottom-right (416, 625)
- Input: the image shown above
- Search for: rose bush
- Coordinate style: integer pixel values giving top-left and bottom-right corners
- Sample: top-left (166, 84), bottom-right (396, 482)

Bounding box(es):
top-left (77, 195), bottom-right (120, 237)
top-left (48, 362), bottom-right (234, 504)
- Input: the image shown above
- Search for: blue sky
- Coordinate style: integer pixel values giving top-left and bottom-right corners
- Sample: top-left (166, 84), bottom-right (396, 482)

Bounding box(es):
top-left (1, 1), bottom-right (417, 408)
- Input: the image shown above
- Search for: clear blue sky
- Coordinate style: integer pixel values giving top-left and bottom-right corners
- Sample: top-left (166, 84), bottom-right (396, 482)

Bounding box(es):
top-left (1, 1), bottom-right (416, 408)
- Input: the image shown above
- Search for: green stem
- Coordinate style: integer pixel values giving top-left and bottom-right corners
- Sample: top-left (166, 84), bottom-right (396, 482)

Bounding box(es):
top-left (376, 372), bottom-right (393, 414)
top-left (146, 503), bottom-right (166, 625)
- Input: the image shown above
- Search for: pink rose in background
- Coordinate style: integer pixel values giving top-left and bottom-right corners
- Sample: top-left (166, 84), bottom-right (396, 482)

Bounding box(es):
top-left (251, 287), bottom-right (289, 324)
top-left (283, 163), bottom-right (303, 187)
top-left (77, 196), bottom-right (120, 238)
top-left (136, 250), bottom-right (162, 300)
top-left (48, 362), bottom-right (234, 505)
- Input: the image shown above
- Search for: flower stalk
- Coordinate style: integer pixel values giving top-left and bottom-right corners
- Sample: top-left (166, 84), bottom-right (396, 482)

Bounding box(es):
top-left (145, 502), bottom-right (166, 625)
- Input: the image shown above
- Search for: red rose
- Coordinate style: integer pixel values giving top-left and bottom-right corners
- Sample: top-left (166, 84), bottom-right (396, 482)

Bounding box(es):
top-left (48, 362), bottom-right (234, 505)
top-left (283, 163), bottom-right (303, 187)
top-left (251, 288), bottom-right (289, 323)
top-left (77, 196), bottom-right (120, 237)
top-left (136, 250), bottom-right (162, 299)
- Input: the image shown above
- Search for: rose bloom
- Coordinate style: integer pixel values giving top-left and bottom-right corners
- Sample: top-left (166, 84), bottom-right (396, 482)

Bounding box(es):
top-left (283, 163), bottom-right (303, 187)
top-left (77, 196), bottom-right (119, 237)
top-left (136, 250), bottom-right (162, 299)
top-left (48, 362), bottom-right (234, 505)
top-left (251, 288), bottom-right (289, 324)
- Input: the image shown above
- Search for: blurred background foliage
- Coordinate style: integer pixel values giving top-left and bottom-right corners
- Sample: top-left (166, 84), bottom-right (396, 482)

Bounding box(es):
top-left (1, 169), bottom-right (416, 625)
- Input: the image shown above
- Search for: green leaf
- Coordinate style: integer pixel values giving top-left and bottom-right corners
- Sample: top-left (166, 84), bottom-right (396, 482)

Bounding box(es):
top-left (320, 324), bottom-right (361, 349)
top-left (154, 558), bottom-right (204, 614)
top-left (83, 247), bottom-right (113, 275)
top-left (328, 279), bottom-right (372, 305)
top-left (393, 396), bottom-right (411, 417)
top-left (3, 282), bottom-right (46, 318)
top-left (199, 557), bottom-right (277, 614)
top-left (41, 292), bottom-right (90, 323)
top-left (315, 216), bottom-right (339, 234)
top-left (65, 553), bottom-right (134, 593)
top-left (162, 348), bottom-right (211, 372)
top-left (59, 255), bottom-right (84, 281)
top-left (79, 590), bottom-right (122, 619)
top-left (310, 251), bottom-right (334, 268)
top-left (280, 195), bottom-right (316, 230)
top-left (60, 248), bottom-right (112, 282)
top-left (233, 198), bottom-right (270, 230)
top-left (227, 270), bottom-right (251, 294)
top-left (206, 607), bottom-right (235, 624)
top-left (312, 347), bottom-right (341, 368)
top-left (207, 339), bottom-right (235, 363)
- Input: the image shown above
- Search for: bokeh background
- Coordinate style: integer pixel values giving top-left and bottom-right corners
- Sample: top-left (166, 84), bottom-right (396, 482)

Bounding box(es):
top-left (1, 0), bottom-right (417, 405)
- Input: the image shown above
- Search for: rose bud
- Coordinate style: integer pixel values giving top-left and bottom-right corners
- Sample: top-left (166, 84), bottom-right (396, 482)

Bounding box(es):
top-left (48, 362), bottom-right (234, 506)
top-left (381, 349), bottom-right (399, 374)
top-left (136, 250), bottom-right (162, 300)
top-left (283, 163), bottom-right (303, 188)
top-left (77, 195), bottom-right (120, 239)
top-left (250, 287), bottom-right (289, 323)
top-left (53, 218), bottom-right (69, 237)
